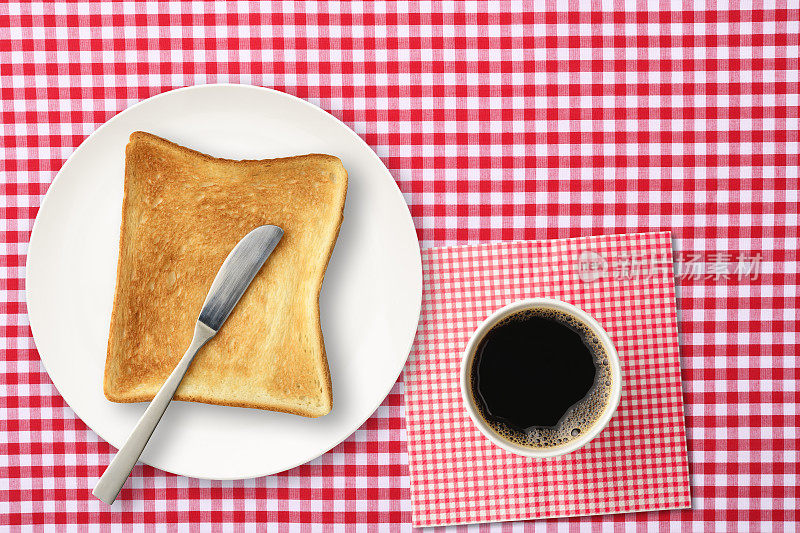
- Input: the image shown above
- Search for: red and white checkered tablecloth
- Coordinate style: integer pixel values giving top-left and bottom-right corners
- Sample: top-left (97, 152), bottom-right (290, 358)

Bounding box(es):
top-left (1, 1), bottom-right (797, 530)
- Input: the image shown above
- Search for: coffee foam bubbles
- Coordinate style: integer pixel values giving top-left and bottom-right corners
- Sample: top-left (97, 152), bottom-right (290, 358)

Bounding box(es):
top-left (469, 307), bottom-right (613, 449)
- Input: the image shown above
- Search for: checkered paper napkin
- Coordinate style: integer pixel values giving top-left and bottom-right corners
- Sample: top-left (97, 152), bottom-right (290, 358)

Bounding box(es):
top-left (404, 231), bottom-right (691, 527)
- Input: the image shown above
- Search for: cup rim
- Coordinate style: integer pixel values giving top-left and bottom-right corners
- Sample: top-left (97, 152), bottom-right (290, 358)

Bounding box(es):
top-left (459, 298), bottom-right (622, 458)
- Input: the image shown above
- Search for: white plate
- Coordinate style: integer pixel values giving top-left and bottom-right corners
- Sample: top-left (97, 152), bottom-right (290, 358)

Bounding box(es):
top-left (26, 84), bottom-right (422, 480)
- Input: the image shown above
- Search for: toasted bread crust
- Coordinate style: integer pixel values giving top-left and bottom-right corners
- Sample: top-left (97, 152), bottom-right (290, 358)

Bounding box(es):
top-left (104, 132), bottom-right (346, 417)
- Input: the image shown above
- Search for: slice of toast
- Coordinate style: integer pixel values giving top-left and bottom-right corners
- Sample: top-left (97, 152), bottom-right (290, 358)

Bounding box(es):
top-left (103, 131), bottom-right (347, 417)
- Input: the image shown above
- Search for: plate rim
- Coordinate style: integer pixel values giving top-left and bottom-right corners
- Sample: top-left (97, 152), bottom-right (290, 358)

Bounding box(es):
top-left (25, 83), bottom-right (422, 479)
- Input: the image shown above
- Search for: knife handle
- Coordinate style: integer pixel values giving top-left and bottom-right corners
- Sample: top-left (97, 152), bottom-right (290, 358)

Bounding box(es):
top-left (93, 321), bottom-right (216, 505)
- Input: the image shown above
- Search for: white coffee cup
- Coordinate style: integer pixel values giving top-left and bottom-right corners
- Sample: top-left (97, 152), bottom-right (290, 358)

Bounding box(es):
top-left (460, 298), bottom-right (622, 458)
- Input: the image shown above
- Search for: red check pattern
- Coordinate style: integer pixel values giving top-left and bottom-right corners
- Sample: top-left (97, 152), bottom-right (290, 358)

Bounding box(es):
top-left (1, 1), bottom-right (798, 530)
top-left (406, 232), bottom-right (691, 527)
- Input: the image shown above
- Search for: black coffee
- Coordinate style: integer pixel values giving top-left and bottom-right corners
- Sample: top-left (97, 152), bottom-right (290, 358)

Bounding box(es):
top-left (469, 308), bottom-right (612, 448)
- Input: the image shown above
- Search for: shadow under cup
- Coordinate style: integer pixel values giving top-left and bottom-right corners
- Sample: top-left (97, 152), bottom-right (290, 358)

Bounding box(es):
top-left (460, 298), bottom-right (622, 458)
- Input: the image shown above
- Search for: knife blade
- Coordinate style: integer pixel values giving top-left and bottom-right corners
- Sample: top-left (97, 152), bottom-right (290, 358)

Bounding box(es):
top-left (93, 224), bottom-right (284, 505)
top-left (198, 224), bottom-right (284, 331)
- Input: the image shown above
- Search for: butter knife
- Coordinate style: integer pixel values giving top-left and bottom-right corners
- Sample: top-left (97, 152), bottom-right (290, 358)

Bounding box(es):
top-left (93, 224), bottom-right (284, 505)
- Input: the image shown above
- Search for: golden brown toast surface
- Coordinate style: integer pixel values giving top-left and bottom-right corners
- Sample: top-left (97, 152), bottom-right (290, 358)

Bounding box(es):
top-left (104, 131), bottom-right (347, 417)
